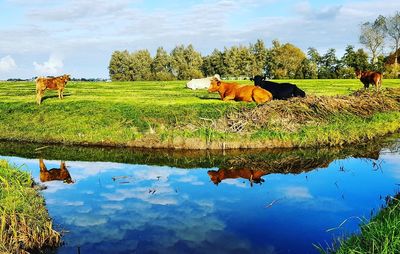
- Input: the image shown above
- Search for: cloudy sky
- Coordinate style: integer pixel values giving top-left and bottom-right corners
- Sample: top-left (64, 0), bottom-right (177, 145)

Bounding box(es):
top-left (1, 0), bottom-right (400, 79)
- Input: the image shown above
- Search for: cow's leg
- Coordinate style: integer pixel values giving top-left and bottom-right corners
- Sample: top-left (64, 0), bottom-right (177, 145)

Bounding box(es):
top-left (36, 90), bottom-right (40, 104)
top-left (222, 96), bottom-right (235, 101)
top-left (36, 90), bottom-right (44, 105)
top-left (375, 78), bottom-right (382, 92)
top-left (58, 89), bottom-right (61, 99)
top-left (39, 158), bottom-right (47, 172)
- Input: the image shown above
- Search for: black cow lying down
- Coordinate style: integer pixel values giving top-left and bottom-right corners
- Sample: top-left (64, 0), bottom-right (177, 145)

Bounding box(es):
top-left (251, 75), bottom-right (306, 100)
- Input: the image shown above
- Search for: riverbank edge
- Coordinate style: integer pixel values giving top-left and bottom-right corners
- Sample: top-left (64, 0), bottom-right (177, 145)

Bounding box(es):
top-left (320, 194), bottom-right (400, 253)
top-left (0, 160), bottom-right (60, 253)
top-left (1, 111), bottom-right (400, 150)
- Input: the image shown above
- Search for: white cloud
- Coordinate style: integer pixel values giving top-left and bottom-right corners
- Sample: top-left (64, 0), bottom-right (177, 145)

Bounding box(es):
top-left (176, 175), bottom-right (205, 185)
top-left (27, 0), bottom-right (132, 22)
top-left (294, 2), bottom-right (342, 20)
top-left (66, 214), bottom-right (109, 227)
top-left (217, 178), bottom-right (248, 188)
top-left (2, 0), bottom-right (400, 79)
top-left (33, 54), bottom-right (64, 76)
top-left (0, 55), bottom-right (17, 72)
top-left (281, 186), bottom-right (313, 199)
top-left (380, 153), bottom-right (400, 179)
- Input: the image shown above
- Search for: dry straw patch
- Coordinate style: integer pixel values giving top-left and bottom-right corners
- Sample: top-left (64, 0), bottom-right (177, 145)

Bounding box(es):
top-left (220, 88), bottom-right (400, 133)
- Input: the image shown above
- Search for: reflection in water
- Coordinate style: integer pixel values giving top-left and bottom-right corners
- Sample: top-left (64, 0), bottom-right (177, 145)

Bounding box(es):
top-left (0, 136), bottom-right (399, 254)
top-left (208, 169), bottom-right (267, 186)
top-left (0, 136), bottom-right (395, 170)
top-left (39, 158), bottom-right (74, 184)
top-left (206, 146), bottom-right (384, 187)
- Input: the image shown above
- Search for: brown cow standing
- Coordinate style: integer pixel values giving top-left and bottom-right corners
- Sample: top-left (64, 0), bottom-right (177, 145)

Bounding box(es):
top-left (36, 74), bottom-right (70, 104)
top-left (208, 168), bottom-right (268, 187)
top-left (208, 79), bottom-right (272, 103)
top-left (355, 70), bottom-right (382, 91)
top-left (39, 158), bottom-right (74, 184)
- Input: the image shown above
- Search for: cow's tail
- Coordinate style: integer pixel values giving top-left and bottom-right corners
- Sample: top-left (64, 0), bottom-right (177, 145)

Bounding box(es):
top-left (293, 86), bottom-right (306, 97)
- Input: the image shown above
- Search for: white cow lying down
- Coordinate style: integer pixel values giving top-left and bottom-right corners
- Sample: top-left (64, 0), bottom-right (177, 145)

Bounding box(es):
top-left (186, 74), bottom-right (221, 90)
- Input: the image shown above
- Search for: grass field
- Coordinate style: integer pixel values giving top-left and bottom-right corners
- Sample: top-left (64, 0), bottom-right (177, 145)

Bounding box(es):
top-left (0, 79), bottom-right (399, 149)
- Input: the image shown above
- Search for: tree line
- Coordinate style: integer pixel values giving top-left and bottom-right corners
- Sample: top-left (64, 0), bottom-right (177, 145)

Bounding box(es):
top-left (108, 12), bottom-right (400, 81)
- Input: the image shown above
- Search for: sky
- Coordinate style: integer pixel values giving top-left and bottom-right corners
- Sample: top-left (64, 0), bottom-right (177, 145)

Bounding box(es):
top-left (1, 0), bottom-right (400, 79)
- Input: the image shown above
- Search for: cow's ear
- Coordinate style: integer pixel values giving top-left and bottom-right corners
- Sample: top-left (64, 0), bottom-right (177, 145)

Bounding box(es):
top-left (217, 81), bottom-right (221, 85)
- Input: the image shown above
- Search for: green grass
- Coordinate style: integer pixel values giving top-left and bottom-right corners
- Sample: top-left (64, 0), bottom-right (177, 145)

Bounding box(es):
top-left (0, 160), bottom-right (60, 253)
top-left (0, 79), bottom-right (399, 148)
top-left (318, 195), bottom-right (400, 254)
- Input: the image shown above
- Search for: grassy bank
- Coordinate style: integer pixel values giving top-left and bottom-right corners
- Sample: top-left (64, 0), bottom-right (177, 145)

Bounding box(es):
top-left (0, 160), bottom-right (60, 253)
top-left (320, 195), bottom-right (400, 254)
top-left (0, 134), bottom-right (396, 171)
top-left (0, 79), bottom-right (399, 149)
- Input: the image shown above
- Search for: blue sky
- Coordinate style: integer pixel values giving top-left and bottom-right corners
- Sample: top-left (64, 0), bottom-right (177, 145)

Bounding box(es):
top-left (1, 0), bottom-right (400, 79)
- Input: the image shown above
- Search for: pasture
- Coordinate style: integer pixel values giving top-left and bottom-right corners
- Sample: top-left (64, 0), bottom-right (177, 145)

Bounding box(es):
top-left (0, 79), bottom-right (399, 148)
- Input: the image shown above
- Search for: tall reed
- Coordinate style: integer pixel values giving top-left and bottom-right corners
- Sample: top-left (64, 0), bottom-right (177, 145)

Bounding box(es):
top-left (0, 160), bottom-right (60, 253)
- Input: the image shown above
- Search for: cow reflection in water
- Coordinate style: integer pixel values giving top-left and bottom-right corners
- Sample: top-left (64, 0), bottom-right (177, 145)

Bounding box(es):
top-left (39, 158), bottom-right (74, 184)
top-left (208, 169), bottom-right (267, 187)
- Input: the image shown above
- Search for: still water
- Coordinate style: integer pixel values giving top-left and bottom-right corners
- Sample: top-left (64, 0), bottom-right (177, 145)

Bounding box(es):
top-left (0, 138), bottom-right (399, 254)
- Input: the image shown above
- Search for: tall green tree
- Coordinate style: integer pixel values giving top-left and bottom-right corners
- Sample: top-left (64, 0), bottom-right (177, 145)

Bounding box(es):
top-left (223, 45), bottom-right (254, 78)
top-left (223, 46), bottom-right (241, 78)
top-left (341, 45), bottom-right (369, 70)
top-left (319, 48), bottom-right (340, 79)
top-left (305, 47), bottom-right (321, 78)
top-left (128, 49), bottom-right (152, 81)
top-left (237, 45), bottom-right (255, 77)
top-left (201, 49), bottom-right (226, 77)
top-left (184, 44), bottom-right (203, 79)
top-left (296, 58), bottom-right (318, 79)
top-left (265, 40), bottom-right (306, 79)
top-left (250, 39), bottom-right (268, 76)
top-left (108, 50), bottom-right (130, 81)
top-left (170, 44), bottom-right (203, 80)
top-left (307, 47), bottom-right (321, 64)
top-left (151, 47), bottom-right (174, 81)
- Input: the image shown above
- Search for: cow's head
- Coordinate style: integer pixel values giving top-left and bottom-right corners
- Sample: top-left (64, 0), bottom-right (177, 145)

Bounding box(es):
top-left (62, 74), bottom-right (71, 83)
top-left (252, 75), bottom-right (264, 86)
top-left (61, 161), bottom-right (75, 184)
top-left (63, 177), bottom-right (75, 184)
top-left (207, 170), bottom-right (221, 185)
top-left (208, 79), bottom-right (221, 93)
top-left (355, 70), bottom-right (362, 78)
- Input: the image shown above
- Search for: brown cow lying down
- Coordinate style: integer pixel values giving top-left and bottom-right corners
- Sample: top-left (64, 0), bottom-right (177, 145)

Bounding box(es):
top-left (355, 70), bottom-right (382, 91)
top-left (208, 79), bottom-right (272, 103)
top-left (208, 168), bottom-right (267, 187)
top-left (39, 158), bottom-right (74, 184)
top-left (36, 74), bottom-right (70, 104)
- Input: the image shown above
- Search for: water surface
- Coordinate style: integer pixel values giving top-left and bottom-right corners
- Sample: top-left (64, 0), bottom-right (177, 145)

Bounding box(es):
top-left (0, 139), bottom-right (399, 254)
